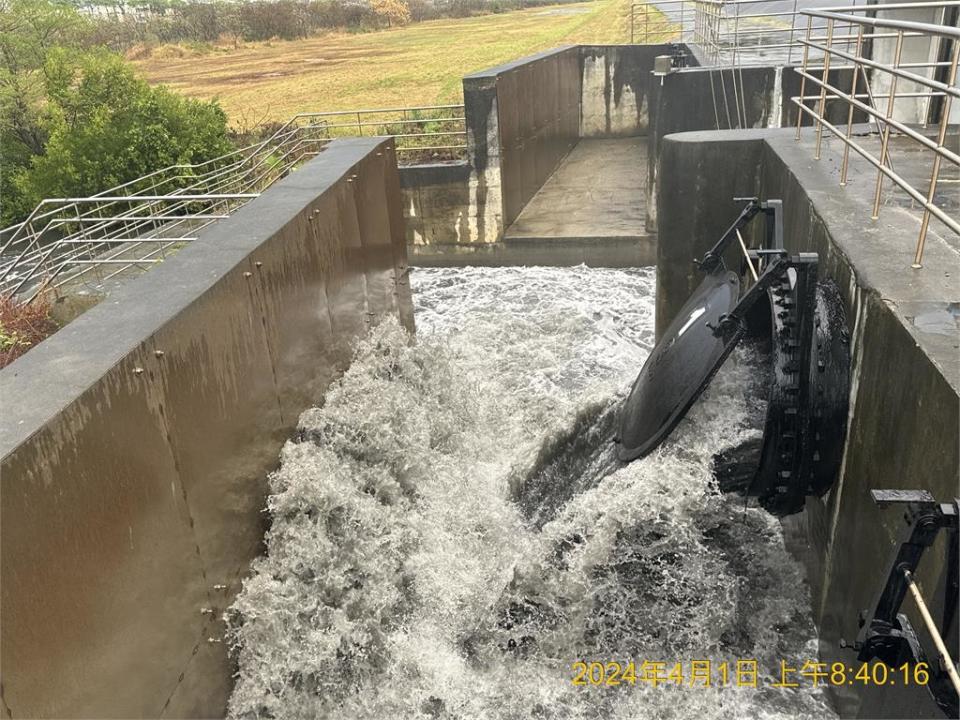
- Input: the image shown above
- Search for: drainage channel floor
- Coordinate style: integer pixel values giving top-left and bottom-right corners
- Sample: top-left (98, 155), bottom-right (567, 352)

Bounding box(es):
top-left (504, 137), bottom-right (648, 243)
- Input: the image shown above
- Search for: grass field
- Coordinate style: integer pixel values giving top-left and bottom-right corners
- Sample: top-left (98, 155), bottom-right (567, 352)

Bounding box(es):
top-left (135, 0), bottom-right (668, 125)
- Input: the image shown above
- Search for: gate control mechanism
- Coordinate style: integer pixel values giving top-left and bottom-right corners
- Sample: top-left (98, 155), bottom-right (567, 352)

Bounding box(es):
top-left (842, 489), bottom-right (959, 717)
top-left (617, 198), bottom-right (850, 516)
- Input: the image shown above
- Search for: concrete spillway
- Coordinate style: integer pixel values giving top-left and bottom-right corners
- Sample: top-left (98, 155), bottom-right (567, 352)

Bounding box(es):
top-left (3, 39), bottom-right (956, 718)
top-left (226, 266), bottom-right (835, 719)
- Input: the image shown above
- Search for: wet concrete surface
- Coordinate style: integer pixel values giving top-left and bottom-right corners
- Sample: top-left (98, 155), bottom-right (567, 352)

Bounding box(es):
top-left (816, 130), bottom-right (959, 253)
top-left (503, 137), bottom-right (649, 243)
top-left (0, 138), bottom-right (413, 719)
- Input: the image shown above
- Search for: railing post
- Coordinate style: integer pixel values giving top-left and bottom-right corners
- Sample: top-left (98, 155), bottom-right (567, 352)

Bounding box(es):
top-left (796, 15), bottom-right (813, 140)
top-left (913, 38), bottom-right (959, 268)
top-left (732, 0), bottom-right (744, 128)
top-left (713, 5), bottom-right (716, 64)
top-left (840, 24), bottom-right (865, 186)
top-left (814, 18), bottom-right (835, 160)
top-left (872, 29), bottom-right (905, 220)
top-left (787, 0), bottom-right (799, 65)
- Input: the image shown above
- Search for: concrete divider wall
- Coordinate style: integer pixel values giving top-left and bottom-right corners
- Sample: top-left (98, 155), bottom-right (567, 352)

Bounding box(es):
top-left (646, 65), bottom-right (862, 232)
top-left (581, 44), bottom-right (696, 138)
top-left (0, 137), bottom-right (414, 719)
top-left (477, 47), bottom-right (582, 228)
top-left (406, 44), bottom-right (683, 254)
top-left (656, 128), bottom-right (959, 719)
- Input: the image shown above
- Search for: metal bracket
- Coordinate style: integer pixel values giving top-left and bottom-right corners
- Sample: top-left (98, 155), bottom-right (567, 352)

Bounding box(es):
top-left (698, 198), bottom-right (784, 275)
top-left (848, 490), bottom-right (960, 717)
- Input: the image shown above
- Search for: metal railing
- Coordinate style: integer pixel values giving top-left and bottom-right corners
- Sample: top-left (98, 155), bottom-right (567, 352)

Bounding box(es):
top-left (630, 0), bottom-right (873, 66)
top-left (792, 6), bottom-right (959, 267)
top-left (629, 0), bottom-right (681, 43)
top-left (0, 105), bottom-right (465, 301)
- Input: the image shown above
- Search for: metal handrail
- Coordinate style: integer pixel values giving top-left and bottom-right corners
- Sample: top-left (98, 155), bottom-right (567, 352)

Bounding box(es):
top-left (0, 104), bottom-right (466, 300)
top-left (792, 9), bottom-right (959, 267)
top-left (632, 0), bottom-right (960, 69)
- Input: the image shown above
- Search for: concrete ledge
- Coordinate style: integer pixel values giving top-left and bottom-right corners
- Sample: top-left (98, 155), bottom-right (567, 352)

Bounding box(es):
top-left (0, 137), bottom-right (413, 718)
top-left (409, 236), bottom-right (655, 268)
top-left (462, 45), bottom-right (577, 80)
top-left (398, 161), bottom-right (472, 187)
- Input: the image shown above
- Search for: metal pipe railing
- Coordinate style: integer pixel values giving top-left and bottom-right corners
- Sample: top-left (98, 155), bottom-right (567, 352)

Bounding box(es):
top-left (632, 0), bottom-right (960, 72)
top-left (627, 1), bottom-right (959, 267)
top-left (0, 105), bottom-right (466, 300)
top-left (792, 7), bottom-right (959, 268)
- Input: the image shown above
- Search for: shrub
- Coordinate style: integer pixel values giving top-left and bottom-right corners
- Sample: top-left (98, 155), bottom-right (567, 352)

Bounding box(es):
top-left (6, 48), bottom-right (232, 224)
top-left (0, 292), bottom-right (57, 369)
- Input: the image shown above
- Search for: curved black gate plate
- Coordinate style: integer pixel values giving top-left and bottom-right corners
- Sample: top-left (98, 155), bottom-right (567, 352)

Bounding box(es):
top-left (618, 269), bottom-right (740, 461)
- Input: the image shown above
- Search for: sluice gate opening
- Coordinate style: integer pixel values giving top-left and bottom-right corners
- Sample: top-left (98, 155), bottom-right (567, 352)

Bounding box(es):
top-left (618, 198), bottom-right (851, 517)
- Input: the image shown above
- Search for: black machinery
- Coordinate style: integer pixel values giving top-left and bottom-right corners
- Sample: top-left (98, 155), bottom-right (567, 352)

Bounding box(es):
top-left (844, 489), bottom-right (960, 718)
top-left (617, 197), bottom-right (850, 516)
top-left (615, 197), bottom-right (960, 716)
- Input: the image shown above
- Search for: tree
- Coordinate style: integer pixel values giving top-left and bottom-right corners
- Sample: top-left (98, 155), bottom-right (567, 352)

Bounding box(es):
top-left (11, 49), bottom-right (231, 212)
top-left (0, 0), bottom-right (89, 223)
top-left (370, 0), bottom-right (410, 28)
top-left (0, 0), bottom-right (231, 227)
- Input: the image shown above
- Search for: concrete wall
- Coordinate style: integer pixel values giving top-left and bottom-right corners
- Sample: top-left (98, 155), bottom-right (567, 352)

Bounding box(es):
top-left (404, 45), bottom-right (583, 252)
top-left (646, 65), bottom-right (862, 232)
top-left (400, 162), bottom-right (472, 246)
top-left (0, 137), bottom-right (414, 719)
top-left (655, 127), bottom-right (959, 719)
top-left (580, 44), bottom-right (693, 138)
top-left (478, 46), bottom-right (582, 228)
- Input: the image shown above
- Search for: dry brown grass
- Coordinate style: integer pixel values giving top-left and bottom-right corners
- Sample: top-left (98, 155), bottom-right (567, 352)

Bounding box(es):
top-left (0, 293), bottom-right (59, 369)
top-left (134, 0), bottom-right (672, 124)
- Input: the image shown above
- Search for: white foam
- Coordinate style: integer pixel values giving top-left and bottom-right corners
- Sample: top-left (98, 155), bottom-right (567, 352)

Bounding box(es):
top-left (227, 266), bottom-right (834, 719)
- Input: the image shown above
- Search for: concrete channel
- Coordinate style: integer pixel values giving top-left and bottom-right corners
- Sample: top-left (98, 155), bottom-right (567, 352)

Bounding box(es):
top-left (1, 39), bottom-right (957, 720)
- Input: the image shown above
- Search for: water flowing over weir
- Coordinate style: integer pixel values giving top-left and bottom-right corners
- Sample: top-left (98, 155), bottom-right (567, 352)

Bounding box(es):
top-left (225, 266), bottom-right (837, 720)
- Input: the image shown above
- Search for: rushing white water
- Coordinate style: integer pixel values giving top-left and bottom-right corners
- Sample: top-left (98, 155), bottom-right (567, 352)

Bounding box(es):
top-left (227, 265), bottom-right (836, 720)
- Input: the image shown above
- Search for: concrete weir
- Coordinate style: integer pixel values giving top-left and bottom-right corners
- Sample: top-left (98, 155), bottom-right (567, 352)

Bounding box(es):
top-left (0, 138), bottom-right (413, 718)
top-left (405, 44), bottom-right (682, 266)
top-left (1, 38), bottom-right (958, 720)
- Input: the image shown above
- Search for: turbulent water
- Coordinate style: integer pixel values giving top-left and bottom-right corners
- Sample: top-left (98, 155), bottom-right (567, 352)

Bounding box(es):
top-left (226, 266), bottom-right (836, 720)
